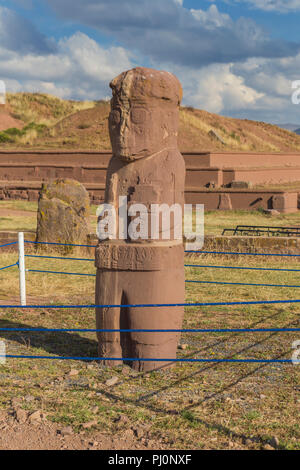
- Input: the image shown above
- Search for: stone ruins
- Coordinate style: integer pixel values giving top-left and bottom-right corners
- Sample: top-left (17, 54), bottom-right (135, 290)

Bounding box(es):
top-left (36, 178), bottom-right (90, 249)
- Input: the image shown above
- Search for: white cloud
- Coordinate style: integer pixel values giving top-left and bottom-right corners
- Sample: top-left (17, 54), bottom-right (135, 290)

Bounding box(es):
top-left (10, 0), bottom-right (34, 8)
top-left (155, 51), bottom-right (300, 124)
top-left (1, 32), bottom-right (135, 100)
top-left (2, 27), bottom-right (264, 115)
top-left (0, 6), bottom-right (55, 54)
top-left (168, 63), bottom-right (263, 114)
top-left (191, 5), bottom-right (232, 29)
top-left (234, 55), bottom-right (300, 94)
top-left (58, 33), bottom-right (134, 85)
top-left (1, 3), bottom-right (299, 124)
top-left (228, 54), bottom-right (300, 122)
top-left (219, 0), bottom-right (300, 12)
top-left (48, 0), bottom-right (299, 67)
top-left (2, 28), bottom-right (299, 124)
top-left (249, 0), bottom-right (300, 12)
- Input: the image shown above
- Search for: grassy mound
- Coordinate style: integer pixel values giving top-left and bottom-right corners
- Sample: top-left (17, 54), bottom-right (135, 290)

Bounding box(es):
top-left (0, 92), bottom-right (300, 152)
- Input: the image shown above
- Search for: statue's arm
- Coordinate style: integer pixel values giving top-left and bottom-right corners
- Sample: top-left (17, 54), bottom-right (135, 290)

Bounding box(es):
top-left (104, 156), bottom-right (123, 205)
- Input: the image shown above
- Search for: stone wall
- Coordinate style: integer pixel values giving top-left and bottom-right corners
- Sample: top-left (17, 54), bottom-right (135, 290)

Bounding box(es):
top-left (3, 230), bottom-right (300, 255)
top-left (0, 150), bottom-right (299, 211)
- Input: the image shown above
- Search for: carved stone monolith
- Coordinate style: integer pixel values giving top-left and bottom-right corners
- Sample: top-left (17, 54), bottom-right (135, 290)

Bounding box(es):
top-left (95, 67), bottom-right (185, 371)
top-left (36, 178), bottom-right (90, 248)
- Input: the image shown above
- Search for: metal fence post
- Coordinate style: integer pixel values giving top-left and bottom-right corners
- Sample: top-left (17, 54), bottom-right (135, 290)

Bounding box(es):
top-left (18, 232), bottom-right (26, 306)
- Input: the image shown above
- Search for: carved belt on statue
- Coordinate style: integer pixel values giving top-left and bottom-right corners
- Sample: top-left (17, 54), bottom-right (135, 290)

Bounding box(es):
top-left (95, 241), bottom-right (184, 271)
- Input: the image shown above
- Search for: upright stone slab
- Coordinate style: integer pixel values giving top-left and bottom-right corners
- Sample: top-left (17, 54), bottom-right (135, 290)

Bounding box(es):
top-left (272, 193), bottom-right (298, 214)
top-left (218, 193), bottom-right (232, 210)
top-left (36, 178), bottom-right (90, 248)
top-left (95, 67), bottom-right (186, 371)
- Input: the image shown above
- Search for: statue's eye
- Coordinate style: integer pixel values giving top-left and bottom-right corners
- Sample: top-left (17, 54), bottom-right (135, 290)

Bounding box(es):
top-left (109, 110), bottom-right (121, 125)
top-left (130, 108), bottom-right (147, 124)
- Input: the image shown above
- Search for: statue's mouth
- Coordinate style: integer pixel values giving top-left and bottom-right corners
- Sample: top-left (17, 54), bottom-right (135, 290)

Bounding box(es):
top-left (115, 143), bottom-right (149, 161)
top-left (117, 146), bottom-right (140, 161)
top-left (119, 154), bottom-right (135, 162)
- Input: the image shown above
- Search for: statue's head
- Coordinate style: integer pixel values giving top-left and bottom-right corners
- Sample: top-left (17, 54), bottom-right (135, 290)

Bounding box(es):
top-left (109, 67), bottom-right (182, 162)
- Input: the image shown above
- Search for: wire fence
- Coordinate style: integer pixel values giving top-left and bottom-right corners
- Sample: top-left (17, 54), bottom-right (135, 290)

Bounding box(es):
top-left (0, 234), bottom-right (299, 364)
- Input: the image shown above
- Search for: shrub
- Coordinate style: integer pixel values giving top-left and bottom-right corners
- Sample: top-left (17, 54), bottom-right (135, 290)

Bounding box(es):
top-left (23, 122), bottom-right (47, 134)
top-left (0, 132), bottom-right (14, 143)
top-left (3, 127), bottom-right (23, 137)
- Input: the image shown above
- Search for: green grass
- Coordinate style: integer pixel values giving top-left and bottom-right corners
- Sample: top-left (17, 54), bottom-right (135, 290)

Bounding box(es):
top-left (0, 122), bottom-right (48, 145)
top-left (0, 202), bottom-right (299, 449)
top-left (0, 132), bottom-right (14, 143)
top-left (0, 201), bottom-right (99, 233)
top-left (7, 92), bottom-right (96, 125)
top-left (204, 209), bottom-right (300, 235)
top-left (0, 246), bottom-right (299, 449)
top-left (0, 216), bottom-right (36, 232)
top-left (0, 201), bottom-right (38, 212)
top-left (254, 181), bottom-right (300, 191)
top-left (2, 201), bottom-right (300, 237)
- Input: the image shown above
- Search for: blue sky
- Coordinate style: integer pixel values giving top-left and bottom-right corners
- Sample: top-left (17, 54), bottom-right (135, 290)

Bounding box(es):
top-left (1, 0), bottom-right (300, 124)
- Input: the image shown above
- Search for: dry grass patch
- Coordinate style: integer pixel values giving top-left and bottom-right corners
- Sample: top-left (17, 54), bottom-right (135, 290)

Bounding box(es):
top-left (3, 201), bottom-right (300, 237)
top-left (2, 93), bottom-right (300, 151)
top-left (0, 249), bottom-right (299, 449)
top-left (7, 93), bottom-right (96, 126)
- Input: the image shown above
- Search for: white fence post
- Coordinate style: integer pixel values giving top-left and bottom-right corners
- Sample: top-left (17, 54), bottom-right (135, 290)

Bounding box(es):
top-left (18, 232), bottom-right (26, 306)
top-left (0, 341), bottom-right (5, 365)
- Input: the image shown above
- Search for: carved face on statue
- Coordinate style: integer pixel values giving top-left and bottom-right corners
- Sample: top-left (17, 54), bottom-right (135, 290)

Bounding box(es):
top-left (109, 67), bottom-right (182, 162)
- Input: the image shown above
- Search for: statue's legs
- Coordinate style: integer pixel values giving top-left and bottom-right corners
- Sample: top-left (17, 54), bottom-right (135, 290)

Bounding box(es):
top-left (95, 269), bottom-right (123, 366)
top-left (96, 265), bottom-right (185, 371)
top-left (123, 268), bottom-right (185, 371)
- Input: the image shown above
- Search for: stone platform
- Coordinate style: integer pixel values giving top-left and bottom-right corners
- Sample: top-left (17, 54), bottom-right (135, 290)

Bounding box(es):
top-left (0, 150), bottom-right (300, 212)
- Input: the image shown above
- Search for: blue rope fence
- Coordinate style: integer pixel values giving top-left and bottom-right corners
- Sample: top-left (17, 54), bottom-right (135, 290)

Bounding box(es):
top-left (20, 242), bottom-right (300, 257)
top-left (24, 240), bottom-right (97, 248)
top-left (0, 242), bottom-right (19, 274)
top-left (2, 298), bottom-right (300, 309)
top-left (0, 241), bottom-right (17, 249)
top-left (0, 325), bottom-right (298, 363)
top-left (0, 238), bottom-right (299, 364)
top-left (27, 269), bottom-right (96, 277)
top-left (185, 250), bottom-right (300, 257)
top-left (23, 241), bottom-right (95, 276)
top-left (0, 355), bottom-right (295, 363)
top-left (25, 254), bottom-right (94, 262)
top-left (0, 327), bottom-right (299, 333)
top-left (18, 240), bottom-right (300, 277)
top-left (0, 262), bottom-right (18, 271)
top-left (185, 264), bottom-right (300, 272)
top-left (186, 280), bottom-right (300, 288)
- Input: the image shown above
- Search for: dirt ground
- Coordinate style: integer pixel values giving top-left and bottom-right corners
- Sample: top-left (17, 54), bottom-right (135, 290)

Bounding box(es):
top-left (0, 208), bottom-right (35, 217)
top-left (0, 106), bottom-right (23, 132)
top-left (0, 409), bottom-right (165, 450)
top-left (0, 214), bottom-right (300, 450)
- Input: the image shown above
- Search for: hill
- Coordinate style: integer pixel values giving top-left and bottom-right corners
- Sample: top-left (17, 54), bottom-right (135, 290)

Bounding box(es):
top-left (277, 123), bottom-right (300, 132)
top-left (1, 92), bottom-right (300, 152)
top-left (0, 104), bottom-right (24, 132)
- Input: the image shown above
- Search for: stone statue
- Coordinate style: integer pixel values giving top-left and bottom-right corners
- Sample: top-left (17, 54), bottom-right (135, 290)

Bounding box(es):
top-left (36, 179), bottom-right (90, 251)
top-left (95, 67), bottom-right (185, 371)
